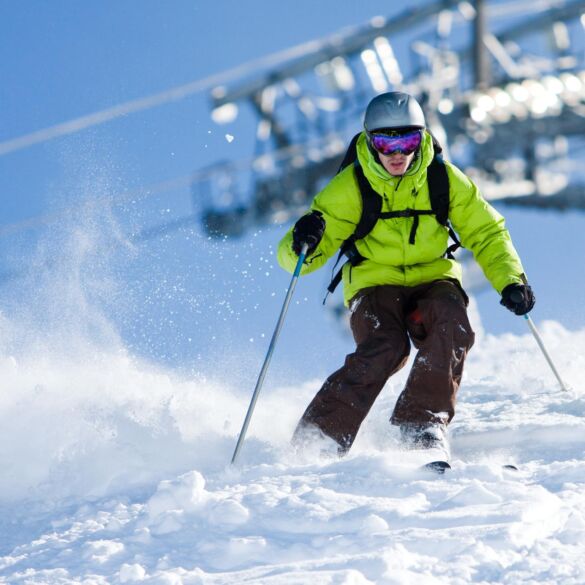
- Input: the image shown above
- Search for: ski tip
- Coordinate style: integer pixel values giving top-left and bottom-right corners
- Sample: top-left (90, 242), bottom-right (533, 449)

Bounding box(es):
top-left (422, 460), bottom-right (451, 474)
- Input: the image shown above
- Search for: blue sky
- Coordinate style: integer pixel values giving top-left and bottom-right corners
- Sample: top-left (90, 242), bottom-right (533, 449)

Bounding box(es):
top-left (1, 1), bottom-right (584, 386)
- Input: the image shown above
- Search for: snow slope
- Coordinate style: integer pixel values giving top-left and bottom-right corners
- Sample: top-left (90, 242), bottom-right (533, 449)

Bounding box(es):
top-left (0, 317), bottom-right (584, 584)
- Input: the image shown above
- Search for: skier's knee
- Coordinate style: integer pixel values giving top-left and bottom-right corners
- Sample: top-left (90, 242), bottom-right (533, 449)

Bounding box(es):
top-left (455, 320), bottom-right (475, 350)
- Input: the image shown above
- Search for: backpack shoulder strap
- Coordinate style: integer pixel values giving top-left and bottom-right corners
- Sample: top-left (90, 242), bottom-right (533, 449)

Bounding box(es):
top-left (427, 150), bottom-right (462, 258)
top-left (351, 162), bottom-right (382, 242)
top-left (324, 160), bottom-right (382, 301)
top-left (338, 131), bottom-right (381, 243)
top-left (427, 152), bottom-right (450, 226)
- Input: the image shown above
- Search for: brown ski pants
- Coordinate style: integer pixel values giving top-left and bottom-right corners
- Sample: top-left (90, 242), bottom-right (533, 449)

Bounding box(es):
top-left (294, 280), bottom-right (475, 453)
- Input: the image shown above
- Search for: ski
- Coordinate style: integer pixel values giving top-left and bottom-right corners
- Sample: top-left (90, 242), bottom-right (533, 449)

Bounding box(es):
top-left (422, 460), bottom-right (451, 474)
top-left (421, 461), bottom-right (519, 474)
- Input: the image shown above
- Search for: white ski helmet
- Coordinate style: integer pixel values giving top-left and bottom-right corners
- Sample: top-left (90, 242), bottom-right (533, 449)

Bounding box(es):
top-left (364, 91), bottom-right (426, 132)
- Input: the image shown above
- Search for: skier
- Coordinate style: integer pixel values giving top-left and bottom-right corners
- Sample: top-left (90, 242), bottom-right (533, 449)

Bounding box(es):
top-left (277, 91), bottom-right (535, 460)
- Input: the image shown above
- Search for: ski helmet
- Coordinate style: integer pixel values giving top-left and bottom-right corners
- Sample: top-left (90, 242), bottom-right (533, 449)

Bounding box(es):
top-left (364, 91), bottom-right (426, 133)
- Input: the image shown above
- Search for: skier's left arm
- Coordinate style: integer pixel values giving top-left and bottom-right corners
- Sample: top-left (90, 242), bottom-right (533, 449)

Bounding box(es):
top-left (446, 163), bottom-right (527, 295)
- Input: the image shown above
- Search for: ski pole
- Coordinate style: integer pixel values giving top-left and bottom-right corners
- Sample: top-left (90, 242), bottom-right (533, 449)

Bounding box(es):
top-left (522, 313), bottom-right (569, 392)
top-left (231, 242), bottom-right (309, 465)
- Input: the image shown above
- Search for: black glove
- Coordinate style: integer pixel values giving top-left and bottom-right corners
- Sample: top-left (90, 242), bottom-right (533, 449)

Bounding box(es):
top-left (500, 283), bottom-right (535, 315)
top-left (292, 211), bottom-right (325, 256)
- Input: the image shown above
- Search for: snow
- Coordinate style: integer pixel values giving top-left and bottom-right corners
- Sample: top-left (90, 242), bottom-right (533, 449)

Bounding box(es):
top-left (0, 315), bottom-right (584, 584)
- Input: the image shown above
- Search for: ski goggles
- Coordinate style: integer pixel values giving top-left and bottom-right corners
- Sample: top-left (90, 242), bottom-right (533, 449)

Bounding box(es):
top-left (368, 129), bottom-right (423, 155)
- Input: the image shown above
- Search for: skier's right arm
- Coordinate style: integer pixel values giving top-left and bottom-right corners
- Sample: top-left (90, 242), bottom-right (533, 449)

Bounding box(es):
top-left (277, 167), bottom-right (362, 275)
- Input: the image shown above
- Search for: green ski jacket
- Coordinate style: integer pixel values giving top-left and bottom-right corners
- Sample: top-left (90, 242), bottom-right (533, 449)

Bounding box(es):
top-left (277, 131), bottom-right (526, 306)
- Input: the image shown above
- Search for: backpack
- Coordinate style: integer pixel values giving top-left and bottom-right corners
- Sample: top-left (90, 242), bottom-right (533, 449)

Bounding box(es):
top-left (324, 132), bottom-right (461, 300)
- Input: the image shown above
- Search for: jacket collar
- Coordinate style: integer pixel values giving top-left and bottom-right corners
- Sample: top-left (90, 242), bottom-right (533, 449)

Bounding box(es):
top-left (356, 130), bottom-right (434, 193)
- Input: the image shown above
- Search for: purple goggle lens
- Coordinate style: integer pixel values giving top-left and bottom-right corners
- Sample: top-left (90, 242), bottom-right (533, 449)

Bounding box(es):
top-left (369, 130), bottom-right (422, 155)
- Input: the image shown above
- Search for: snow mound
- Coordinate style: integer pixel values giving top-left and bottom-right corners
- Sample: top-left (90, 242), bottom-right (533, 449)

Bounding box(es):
top-left (1, 324), bottom-right (584, 583)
